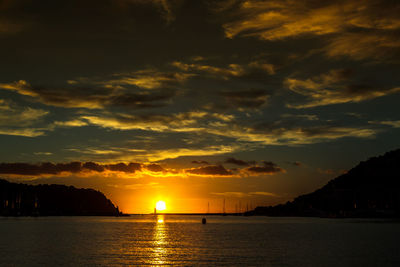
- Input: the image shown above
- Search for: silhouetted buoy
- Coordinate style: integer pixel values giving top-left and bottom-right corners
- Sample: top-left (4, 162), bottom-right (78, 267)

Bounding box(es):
top-left (202, 217), bottom-right (206, 224)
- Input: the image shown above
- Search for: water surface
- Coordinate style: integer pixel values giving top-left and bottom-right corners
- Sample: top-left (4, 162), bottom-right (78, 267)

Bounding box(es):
top-left (0, 215), bottom-right (399, 266)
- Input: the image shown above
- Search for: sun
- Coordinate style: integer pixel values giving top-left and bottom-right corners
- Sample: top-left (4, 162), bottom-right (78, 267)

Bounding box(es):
top-left (156, 200), bottom-right (166, 211)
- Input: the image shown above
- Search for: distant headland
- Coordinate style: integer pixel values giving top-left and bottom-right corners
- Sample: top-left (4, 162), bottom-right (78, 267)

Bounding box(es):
top-left (246, 149), bottom-right (400, 218)
top-left (0, 179), bottom-right (123, 216)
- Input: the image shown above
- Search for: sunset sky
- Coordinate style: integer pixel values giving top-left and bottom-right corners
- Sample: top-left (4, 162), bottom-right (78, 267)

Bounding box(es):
top-left (1, 0), bottom-right (399, 213)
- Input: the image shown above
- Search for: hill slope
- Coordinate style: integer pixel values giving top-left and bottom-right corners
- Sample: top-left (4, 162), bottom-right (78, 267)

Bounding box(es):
top-left (249, 149), bottom-right (400, 218)
top-left (0, 179), bottom-right (121, 216)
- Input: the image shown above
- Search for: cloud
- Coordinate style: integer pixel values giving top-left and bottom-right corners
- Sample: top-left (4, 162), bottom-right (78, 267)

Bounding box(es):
top-left (217, 88), bottom-right (270, 110)
top-left (34, 152), bottom-right (53, 156)
top-left (222, 0), bottom-right (400, 40)
top-left (245, 161), bottom-right (284, 174)
top-left (80, 107), bottom-right (379, 147)
top-left (0, 158), bottom-right (285, 179)
top-left (225, 157), bottom-right (255, 166)
top-left (0, 76), bottom-right (178, 110)
top-left (221, 1), bottom-right (344, 40)
top-left (249, 191), bottom-right (278, 197)
top-left (0, 105), bottom-right (48, 127)
top-left (66, 143), bottom-right (239, 163)
top-left (146, 163), bottom-right (165, 172)
top-left (186, 165), bottom-right (233, 176)
top-left (325, 32), bottom-right (400, 61)
top-left (171, 60), bottom-right (275, 79)
top-left (53, 120), bottom-right (88, 127)
top-left (80, 111), bottom-right (205, 132)
top-left (172, 61), bottom-right (246, 79)
top-left (285, 69), bottom-right (400, 108)
top-left (219, 0), bottom-right (400, 61)
top-left (0, 98), bottom-right (50, 137)
top-left (369, 120), bottom-right (400, 128)
top-left (106, 162), bottom-right (142, 173)
top-left (79, 110), bottom-right (234, 134)
top-left (0, 162), bottom-right (142, 176)
top-left (0, 128), bottom-right (46, 137)
top-left (1, 160), bottom-right (286, 179)
top-left (207, 120), bottom-right (377, 145)
top-left (99, 69), bottom-right (192, 90)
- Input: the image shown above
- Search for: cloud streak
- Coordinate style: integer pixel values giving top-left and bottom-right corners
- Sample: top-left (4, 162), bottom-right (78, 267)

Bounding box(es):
top-left (0, 162), bottom-right (141, 176)
top-left (285, 69), bottom-right (400, 108)
top-left (0, 98), bottom-right (49, 137)
top-left (0, 75), bottom-right (178, 110)
top-left (220, 0), bottom-right (400, 61)
top-left (186, 165), bottom-right (233, 176)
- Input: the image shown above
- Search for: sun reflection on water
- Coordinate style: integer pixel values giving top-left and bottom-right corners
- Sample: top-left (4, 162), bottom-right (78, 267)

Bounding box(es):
top-left (151, 215), bottom-right (169, 265)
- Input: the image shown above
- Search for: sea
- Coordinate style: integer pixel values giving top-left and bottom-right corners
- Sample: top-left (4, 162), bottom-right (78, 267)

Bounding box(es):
top-left (0, 215), bottom-right (399, 266)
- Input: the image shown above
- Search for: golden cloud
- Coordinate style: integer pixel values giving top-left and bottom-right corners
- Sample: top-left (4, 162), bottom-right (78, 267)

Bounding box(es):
top-left (0, 98), bottom-right (50, 137)
top-left (219, 0), bottom-right (400, 61)
top-left (285, 69), bottom-right (400, 108)
top-left (102, 69), bottom-right (192, 90)
top-left (171, 60), bottom-right (275, 79)
top-left (207, 124), bottom-right (377, 145)
top-left (0, 76), bottom-right (177, 109)
top-left (325, 32), bottom-right (400, 61)
top-left (223, 0), bottom-right (400, 39)
top-left (0, 128), bottom-right (46, 137)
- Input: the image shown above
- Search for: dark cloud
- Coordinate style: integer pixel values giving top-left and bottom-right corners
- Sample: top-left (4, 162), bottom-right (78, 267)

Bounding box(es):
top-left (225, 157), bottom-right (255, 166)
top-left (146, 163), bottom-right (165, 172)
top-left (285, 161), bottom-right (302, 167)
top-left (82, 162), bottom-right (105, 172)
top-left (108, 90), bottom-right (176, 109)
top-left (106, 163), bottom-right (141, 173)
top-left (0, 162), bottom-right (141, 176)
top-left (246, 161), bottom-right (284, 174)
top-left (217, 89), bottom-right (270, 110)
top-left (345, 84), bottom-right (380, 95)
top-left (0, 80), bottom-right (177, 110)
top-left (186, 165), bottom-right (232, 176)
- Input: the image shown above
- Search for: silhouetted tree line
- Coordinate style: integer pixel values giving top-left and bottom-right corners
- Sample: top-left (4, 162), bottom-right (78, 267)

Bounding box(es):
top-left (0, 179), bottom-right (122, 216)
top-left (247, 149), bottom-right (400, 218)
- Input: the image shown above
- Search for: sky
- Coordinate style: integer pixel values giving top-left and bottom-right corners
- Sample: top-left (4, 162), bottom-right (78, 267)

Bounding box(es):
top-left (0, 0), bottom-right (399, 213)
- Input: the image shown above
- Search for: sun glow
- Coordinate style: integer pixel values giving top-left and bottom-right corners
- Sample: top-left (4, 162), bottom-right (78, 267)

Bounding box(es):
top-left (156, 200), bottom-right (166, 211)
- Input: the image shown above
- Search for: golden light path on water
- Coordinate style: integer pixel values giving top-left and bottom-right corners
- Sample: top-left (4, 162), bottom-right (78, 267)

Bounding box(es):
top-left (151, 215), bottom-right (168, 265)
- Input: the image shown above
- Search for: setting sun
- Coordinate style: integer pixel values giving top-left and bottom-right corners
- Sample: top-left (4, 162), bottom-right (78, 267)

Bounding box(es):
top-left (156, 200), bottom-right (166, 211)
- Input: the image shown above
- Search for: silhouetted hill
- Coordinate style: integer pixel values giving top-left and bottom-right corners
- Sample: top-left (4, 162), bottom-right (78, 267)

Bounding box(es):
top-left (247, 149), bottom-right (400, 218)
top-left (0, 179), bottom-right (122, 216)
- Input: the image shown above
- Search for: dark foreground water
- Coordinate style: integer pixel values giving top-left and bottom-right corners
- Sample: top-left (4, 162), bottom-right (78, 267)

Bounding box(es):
top-left (0, 215), bottom-right (399, 266)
